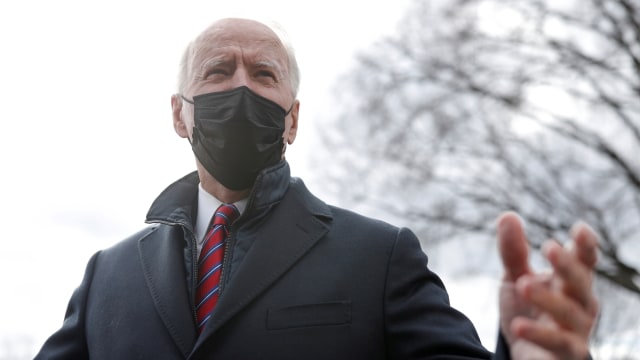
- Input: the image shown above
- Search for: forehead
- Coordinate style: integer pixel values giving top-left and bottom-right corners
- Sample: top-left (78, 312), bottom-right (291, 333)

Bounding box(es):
top-left (191, 20), bottom-right (289, 68)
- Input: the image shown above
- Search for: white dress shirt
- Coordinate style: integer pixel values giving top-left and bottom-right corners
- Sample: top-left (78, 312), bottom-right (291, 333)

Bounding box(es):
top-left (194, 183), bottom-right (247, 258)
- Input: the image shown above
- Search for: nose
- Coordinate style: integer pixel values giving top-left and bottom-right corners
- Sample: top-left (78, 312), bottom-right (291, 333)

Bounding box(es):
top-left (229, 68), bottom-right (251, 89)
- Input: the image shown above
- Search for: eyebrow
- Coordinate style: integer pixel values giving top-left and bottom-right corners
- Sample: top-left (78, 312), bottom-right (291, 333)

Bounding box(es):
top-left (193, 50), bottom-right (288, 80)
top-left (199, 57), bottom-right (229, 72)
top-left (198, 57), bottom-right (286, 79)
top-left (191, 56), bottom-right (231, 82)
top-left (253, 59), bottom-right (286, 77)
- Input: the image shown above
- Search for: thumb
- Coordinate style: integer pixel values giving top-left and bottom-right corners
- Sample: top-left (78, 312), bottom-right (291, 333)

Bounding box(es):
top-left (497, 211), bottom-right (531, 282)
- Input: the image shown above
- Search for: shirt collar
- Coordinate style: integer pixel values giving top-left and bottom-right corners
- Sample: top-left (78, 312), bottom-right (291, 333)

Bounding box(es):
top-left (195, 183), bottom-right (248, 244)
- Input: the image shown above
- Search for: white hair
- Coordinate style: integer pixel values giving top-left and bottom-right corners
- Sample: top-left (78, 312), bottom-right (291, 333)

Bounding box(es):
top-left (176, 19), bottom-right (301, 98)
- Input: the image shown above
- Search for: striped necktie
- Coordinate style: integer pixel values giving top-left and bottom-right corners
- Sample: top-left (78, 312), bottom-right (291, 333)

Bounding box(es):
top-left (195, 203), bottom-right (239, 333)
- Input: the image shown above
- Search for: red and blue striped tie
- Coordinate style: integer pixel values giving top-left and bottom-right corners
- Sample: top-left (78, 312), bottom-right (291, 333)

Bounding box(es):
top-left (195, 204), bottom-right (239, 333)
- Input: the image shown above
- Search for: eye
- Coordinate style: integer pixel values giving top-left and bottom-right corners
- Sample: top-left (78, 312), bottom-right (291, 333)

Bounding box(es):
top-left (205, 68), bottom-right (228, 79)
top-left (256, 70), bottom-right (276, 80)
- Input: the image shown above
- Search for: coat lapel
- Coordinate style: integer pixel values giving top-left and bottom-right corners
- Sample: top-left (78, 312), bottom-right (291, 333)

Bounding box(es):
top-left (194, 186), bottom-right (331, 348)
top-left (138, 225), bottom-right (197, 357)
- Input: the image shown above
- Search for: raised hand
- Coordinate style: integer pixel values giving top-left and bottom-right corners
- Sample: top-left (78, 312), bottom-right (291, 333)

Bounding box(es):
top-left (497, 212), bottom-right (599, 359)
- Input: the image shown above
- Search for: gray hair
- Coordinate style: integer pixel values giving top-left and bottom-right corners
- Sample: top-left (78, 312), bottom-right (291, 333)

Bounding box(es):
top-left (176, 20), bottom-right (301, 98)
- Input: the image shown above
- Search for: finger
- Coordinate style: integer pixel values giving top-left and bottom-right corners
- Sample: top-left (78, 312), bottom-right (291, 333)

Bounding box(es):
top-left (543, 241), bottom-right (598, 313)
top-left (570, 221), bottom-right (599, 268)
top-left (511, 316), bottom-right (590, 359)
top-left (516, 275), bottom-right (595, 336)
top-left (497, 211), bottom-right (531, 282)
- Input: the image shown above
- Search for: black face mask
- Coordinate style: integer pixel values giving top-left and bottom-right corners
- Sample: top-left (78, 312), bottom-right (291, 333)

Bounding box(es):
top-left (182, 86), bottom-right (292, 191)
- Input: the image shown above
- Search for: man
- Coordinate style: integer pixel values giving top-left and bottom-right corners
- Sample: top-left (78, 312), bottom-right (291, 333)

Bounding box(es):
top-left (36, 18), bottom-right (598, 359)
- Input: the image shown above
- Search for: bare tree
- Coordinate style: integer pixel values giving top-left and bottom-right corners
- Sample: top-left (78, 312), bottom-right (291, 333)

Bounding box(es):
top-left (318, 0), bottom-right (640, 354)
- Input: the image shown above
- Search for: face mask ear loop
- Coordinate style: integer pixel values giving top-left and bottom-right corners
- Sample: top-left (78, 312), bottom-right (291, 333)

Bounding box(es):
top-left (281, 101), bottom-right (296, 157)
top-left (178, 94), bottom-right (196, 144)
top-left (281, 99), bottom-right (298, 158)
top-left (284, 102), bottom-right (295, 116)
top-left (180, 94), bottom-right (195, 105)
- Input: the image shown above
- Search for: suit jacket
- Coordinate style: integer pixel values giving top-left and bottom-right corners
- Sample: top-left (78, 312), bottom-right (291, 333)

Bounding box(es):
top-left (36, 161), bottom-right (499, 359)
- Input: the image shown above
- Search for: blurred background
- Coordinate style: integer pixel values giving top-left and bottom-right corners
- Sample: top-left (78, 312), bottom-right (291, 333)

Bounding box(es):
top-left (1, 0), bottom-right (638, 358)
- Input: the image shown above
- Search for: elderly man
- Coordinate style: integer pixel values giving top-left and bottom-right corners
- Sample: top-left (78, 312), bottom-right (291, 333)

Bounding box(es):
top-left (36, 18), bottom-right (598, 359)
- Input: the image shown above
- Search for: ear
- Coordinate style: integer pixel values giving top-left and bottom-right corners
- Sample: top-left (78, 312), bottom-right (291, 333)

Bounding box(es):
top-left (171, 94), bottom-right (190, 138)
top-left (285, 99), bottom-right (300, 144)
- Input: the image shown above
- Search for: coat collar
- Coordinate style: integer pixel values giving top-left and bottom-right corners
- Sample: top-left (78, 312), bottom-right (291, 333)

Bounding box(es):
top-left (144, 160), bottom-right (292, 228)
